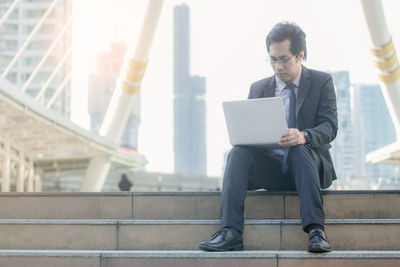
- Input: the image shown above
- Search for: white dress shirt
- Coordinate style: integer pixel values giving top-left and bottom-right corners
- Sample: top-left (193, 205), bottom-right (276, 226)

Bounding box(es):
top-left (274, 70), bottom-right (301, 125)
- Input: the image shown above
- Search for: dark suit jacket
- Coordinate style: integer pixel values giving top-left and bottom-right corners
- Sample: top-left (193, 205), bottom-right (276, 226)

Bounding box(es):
top-left (248, 66), bottom-right (338, 189)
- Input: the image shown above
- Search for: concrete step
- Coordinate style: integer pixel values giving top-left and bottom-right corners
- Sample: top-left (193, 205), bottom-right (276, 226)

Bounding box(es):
top-left (1, 219), bottom-right (400, 250)
top-left (1, 191), bottom-right (400, 219)
top-left (1, 250), bottom-right (400, 267)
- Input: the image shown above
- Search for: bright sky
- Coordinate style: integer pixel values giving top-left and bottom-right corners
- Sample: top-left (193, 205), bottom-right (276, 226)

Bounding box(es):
top-left (71, 0), bottom-right (400, 177)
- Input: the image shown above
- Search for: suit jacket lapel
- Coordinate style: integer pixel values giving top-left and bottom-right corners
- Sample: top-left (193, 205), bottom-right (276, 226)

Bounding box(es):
top-left (263, 75), bottom-right (276, 97)
top-left (296, 66), bottom-right (311, 117)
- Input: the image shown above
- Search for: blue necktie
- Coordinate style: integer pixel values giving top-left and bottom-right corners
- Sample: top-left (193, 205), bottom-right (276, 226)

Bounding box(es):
top-left (281, 83), bottom-right (296, 174)
top-left (285, 83), bottom-right (296, 128)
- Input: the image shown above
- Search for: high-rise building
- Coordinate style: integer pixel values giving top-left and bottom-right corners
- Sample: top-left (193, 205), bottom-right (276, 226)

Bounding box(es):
top-left (88, 41), bottom-right (140, 150)
top-left (353, 84), bottom-right (399, 186)
top-left (330, 72), bottom-right (400, 189)
top-left (0, 0), bottom-right (72, 116)
top-left (173, 4), bottom-right (207, 175)
top-left (330, 71), bottom-right (362, 187)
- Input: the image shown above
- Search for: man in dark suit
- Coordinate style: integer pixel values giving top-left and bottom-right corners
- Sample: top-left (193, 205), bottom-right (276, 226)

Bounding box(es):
top-left (199, 22), bottom-right (338, 253)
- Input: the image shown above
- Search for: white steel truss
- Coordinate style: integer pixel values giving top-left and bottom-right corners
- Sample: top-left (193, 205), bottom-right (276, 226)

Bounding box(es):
top-left (0, 0), bottom-right (148, 192)
top-left (0, 78), bottom-right (147, 192)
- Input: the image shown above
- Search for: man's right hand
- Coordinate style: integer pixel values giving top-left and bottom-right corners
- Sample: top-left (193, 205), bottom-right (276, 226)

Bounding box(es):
top-left (279, 128), bottom-right (306, 146)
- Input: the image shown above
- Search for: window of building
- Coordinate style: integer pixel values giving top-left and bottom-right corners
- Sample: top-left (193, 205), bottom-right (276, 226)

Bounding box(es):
top-left (0, 40), bottom-right (17, 50)
top-left (20, 73), bottom-right (31, 81)
top-left (24, 25), bottom-right (35, 34)
top-left (0, 24), bottom-right (18, 34)
top-left (27, 40), bottom-right (51, 50)
top-left (24, 9), bottom-right (46, 18)
top-left (0, 56), bottom-right (12, 67)
top-left (39, 24), bottom-right (54, 34)
top-left (24, 56), bottom-right (41, 66)
top-left (6, 73), bottom-right (17, 83)
top-left (26, 88), bottom-right (39, 97)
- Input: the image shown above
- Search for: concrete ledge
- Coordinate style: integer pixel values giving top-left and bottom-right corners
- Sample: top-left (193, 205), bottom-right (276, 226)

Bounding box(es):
top-left (0, 219), bottom-right (119, 225)
top-left (1, 250), bottom-right (400, 258)
top-left (1, 218), bottom-right (400, 225)
top-left (1, 191), bottom-right (400, 220)
top-left (0, 194), bottom-right (133, 219)
top-left (103, 250), bottom-right (400, 259)
top-left (1, 190), bottom-right (399, 197)
top-left (1, 219), bottom-right (400, 250)
top-left (0, 250), bottom-right (102, 257)
top-left (2, 250), bottom-right (400, 267)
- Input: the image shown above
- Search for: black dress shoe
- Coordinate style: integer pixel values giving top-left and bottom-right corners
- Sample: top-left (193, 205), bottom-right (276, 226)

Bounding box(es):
top-left (308, 229), bottom-right (331, 253)
top-left (199, 228), bottom-right (244, 252)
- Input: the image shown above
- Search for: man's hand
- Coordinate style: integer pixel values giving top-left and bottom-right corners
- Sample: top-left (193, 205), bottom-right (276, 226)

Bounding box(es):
top-left (279, 128), bottom-right (306, 146)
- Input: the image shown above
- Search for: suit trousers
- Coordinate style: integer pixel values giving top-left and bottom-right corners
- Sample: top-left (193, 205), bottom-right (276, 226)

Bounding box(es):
top-left (220, 145), bottom-right (325, 233)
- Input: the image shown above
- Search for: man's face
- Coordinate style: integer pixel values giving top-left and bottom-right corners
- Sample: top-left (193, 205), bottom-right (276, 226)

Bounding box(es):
top-left (268, 39), bottom-right (304, 83)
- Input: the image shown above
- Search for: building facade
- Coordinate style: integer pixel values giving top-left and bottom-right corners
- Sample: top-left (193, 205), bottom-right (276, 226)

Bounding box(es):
top-left (330, 71), bottom-right (362, 188)
top-left (330, 72), bottom-right (400, 189)
top-left (353, 84), bottom-right (399, 188)
top-left (0, 0), bottom-right (72, 116)
top-left (88, 41), bottom-right (140, 150)
top-left (173, 4), bottom-right (207, 175)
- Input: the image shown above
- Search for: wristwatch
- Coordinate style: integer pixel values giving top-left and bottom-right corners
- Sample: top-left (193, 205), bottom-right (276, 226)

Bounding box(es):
top-left (303, 131), bottom-right (311, 145)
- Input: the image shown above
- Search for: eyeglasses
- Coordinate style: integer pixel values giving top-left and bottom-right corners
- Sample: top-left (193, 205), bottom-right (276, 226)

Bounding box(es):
top-left (267, 55), bottom-right (297, 65)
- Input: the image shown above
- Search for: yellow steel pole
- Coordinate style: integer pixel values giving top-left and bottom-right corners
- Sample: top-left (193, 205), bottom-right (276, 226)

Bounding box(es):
top-left (80, 0), bottom-right (164, 191)
top-left (361, 0), bottom-right (400, 138)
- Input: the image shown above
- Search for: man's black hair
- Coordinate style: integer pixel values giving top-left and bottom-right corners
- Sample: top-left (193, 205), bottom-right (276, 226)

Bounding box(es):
top-left (266, 21), bottom-right (307, 60)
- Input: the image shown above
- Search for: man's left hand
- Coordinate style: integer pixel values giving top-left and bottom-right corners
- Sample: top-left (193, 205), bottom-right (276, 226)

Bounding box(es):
top-left (279, 128), bottom-right (306, 146)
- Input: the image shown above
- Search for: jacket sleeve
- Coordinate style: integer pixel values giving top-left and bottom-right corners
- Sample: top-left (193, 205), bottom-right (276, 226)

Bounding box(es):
top-left (307, 76), bottom-right (338, 149)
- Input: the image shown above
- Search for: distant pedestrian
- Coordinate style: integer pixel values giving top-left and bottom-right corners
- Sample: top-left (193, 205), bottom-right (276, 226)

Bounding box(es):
top-left (118, 174), bottom-right (133, 191)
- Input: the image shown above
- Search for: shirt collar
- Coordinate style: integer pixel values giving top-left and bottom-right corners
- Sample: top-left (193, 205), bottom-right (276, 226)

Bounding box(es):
top-left (275, 70), bottom-right (302, 92)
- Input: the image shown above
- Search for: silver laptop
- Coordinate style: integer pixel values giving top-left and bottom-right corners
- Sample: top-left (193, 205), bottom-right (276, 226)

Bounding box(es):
top-left (222, 97), bottom-right (288, 148)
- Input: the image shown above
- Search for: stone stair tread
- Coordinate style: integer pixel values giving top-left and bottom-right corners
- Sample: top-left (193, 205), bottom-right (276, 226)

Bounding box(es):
top-left (1, 218), bottom-right (400, 225)
top-left (2, 192), bottom-right (400, 255)
top-left (2, 250), bottom-right (400, 267)
top-left (1, 250), bottom-right (400, 258)
top-left (2, 190), bottom-right (399, 195)
top-left (0, 218), bottom-right (399, 251)
top-left (2, 191), bottom-right (400, 220)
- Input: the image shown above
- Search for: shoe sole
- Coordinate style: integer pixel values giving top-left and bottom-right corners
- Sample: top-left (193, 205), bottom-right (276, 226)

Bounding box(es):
top-left (199, 243), bottom-right (244, 252)
top-left (308, 245), bottom-right (331, 253)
